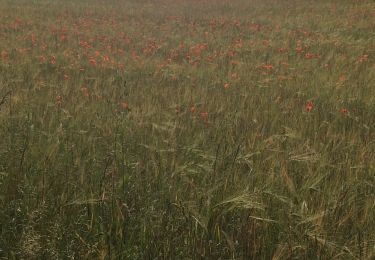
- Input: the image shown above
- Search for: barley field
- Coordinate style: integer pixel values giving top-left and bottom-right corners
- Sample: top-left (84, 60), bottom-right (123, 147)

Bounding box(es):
top-left (0, 0), bottom-right (374, 259)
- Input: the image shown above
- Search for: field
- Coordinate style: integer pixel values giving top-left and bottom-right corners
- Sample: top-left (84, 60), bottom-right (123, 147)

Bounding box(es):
top-left (0, 0), bottom-right (374, 258)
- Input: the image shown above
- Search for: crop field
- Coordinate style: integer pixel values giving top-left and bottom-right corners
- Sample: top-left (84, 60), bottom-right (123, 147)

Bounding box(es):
top-left (0, 0), bottom-right (374, 259)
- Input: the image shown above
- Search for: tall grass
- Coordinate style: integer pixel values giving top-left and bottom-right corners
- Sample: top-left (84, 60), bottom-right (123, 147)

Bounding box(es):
top-left (0, 0), bottom-right (374, 258)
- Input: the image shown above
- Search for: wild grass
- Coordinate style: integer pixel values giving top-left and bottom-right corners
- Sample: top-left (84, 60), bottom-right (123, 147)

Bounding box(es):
top-left (0, 0), bottom-right (374, 258)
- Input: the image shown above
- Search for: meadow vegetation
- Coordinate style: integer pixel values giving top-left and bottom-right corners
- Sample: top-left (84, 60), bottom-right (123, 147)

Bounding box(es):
top-left (0, 0), bottom-right (374, 258)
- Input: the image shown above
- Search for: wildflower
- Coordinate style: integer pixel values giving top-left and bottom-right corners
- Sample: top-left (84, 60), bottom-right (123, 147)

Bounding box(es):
top-left (295, 46), bottom-right (303, 53)
top-left (121, 102), bottom-right (129, 110)
top-left (231, 73), bottom-right (239, 79)
top-left (1, 51), bottom-right (8, 60)
top-left (178, 42), bottom-right (184, 50)
top-left (305, 101), bottom-right (313, 112)
top-left (31, 32), bottom-right (36, 44)
top-left (200, 43), bottom-right (208, 50)
top-left (229, 60), bottom-right (238, 66)
top-left (50, 56), bottom-right (56, 65)
top-left (39, 56), bottom-right (47, 63)
top-left (102, 55), bottom-right (110, 62)
top-left (200, 112), bottom-right (208, 120)
top-left (56, 95), bottom-right (62, 105)
top-left (80, 87), bottom-right (89, 97)
top-left (262, 64), bottom-right (273, 70)
top-left (340, 108), bottom-right (349, 115)
top-left (304, 53), bottom-right (314, 59)
top-left (359, 54), bottom-right (368, 62)
top-left (235, 38), bottom-right (243, 48)
top-left (224, 83), bottom-right (230, 89)
top-left (190, 106), bottom-right (196, 113)
top-left (228, 50), bottom-right (236, 57)
top-left (64, 74), bottom-right (69, 80)
top-left (262, 40), bottom-right (270, 46)
top-left (89, 58), bottom-right (97, 66)
top-left (339, 74), bottom-right (346, 82)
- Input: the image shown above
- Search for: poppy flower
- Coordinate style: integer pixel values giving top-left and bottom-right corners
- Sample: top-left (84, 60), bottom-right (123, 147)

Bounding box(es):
top-left (295, 46), bottom-right (303, 53)
top-left (340, 108), bottom-right (348, 115)
top-left (262, 65), bottom-right (273, 70)
top-left (80, 87), bottom-right (89, 97)
top-left (200, 112), bottom-right (208, 120)
top-left (227, 50), bottom-right (235, 57)
top-left (89, 58), bottom-right (97, 66)
top-left (305, 101), bottom-right (313, 112)
top-left (50, 56), bottom-right (56, 65)
top-left (359, 54), bottom-right (368, 62)
top-left (56, 95), bottom-right (62, 105)
top-left (304, 53), bottom-right (314, 59)
top-left (121, 102), bottom-right (129, 110)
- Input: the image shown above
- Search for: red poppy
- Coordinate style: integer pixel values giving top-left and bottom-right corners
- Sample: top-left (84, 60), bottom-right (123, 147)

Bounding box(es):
top-left (56, 95), bottom-right (62, 105)
top-left (121, 102), bottom-right (129, 110)
top-left (227, 50), bottom-right (235, 57)
top-left (80, 87), bottom-right (89, 97)
top-left (305, 101), bottom-right (313, 112)
top-left (340, 108), bottom-right (348, 115)
top-left (200, 112), bottom-right (208, 120)
top-left (262, 65), bottom-right (273, 70)
top-left (50, 56), bottom-right (56, 65)
top-left (295, 46), bottom-right (303, 53)
top-left (89, 58), bottom-right (97, 66)
top-left (359, 54), bottom-right (368, 62)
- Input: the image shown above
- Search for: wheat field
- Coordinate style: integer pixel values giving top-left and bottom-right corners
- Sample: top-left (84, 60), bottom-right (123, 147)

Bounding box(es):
top-left (0, 0), bottom-right (374, 259)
